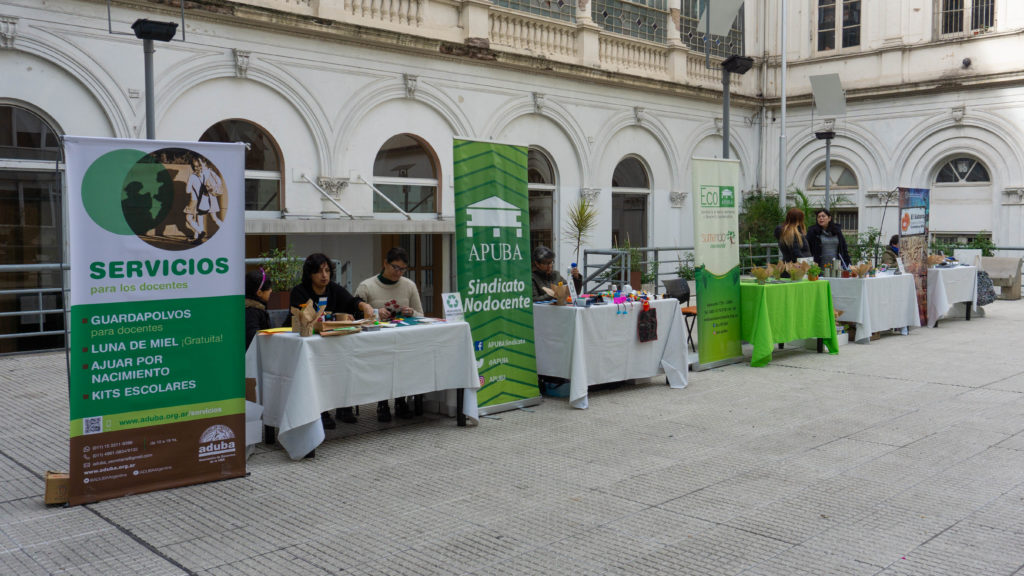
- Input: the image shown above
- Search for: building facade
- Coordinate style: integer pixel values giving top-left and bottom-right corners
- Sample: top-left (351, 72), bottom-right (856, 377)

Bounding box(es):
top-left (2, 0), bottom-right (1023, 351)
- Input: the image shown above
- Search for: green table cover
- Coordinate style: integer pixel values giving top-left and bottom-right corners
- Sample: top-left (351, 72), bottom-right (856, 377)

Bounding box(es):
top-left (740, 280), bottom-right (839, 367)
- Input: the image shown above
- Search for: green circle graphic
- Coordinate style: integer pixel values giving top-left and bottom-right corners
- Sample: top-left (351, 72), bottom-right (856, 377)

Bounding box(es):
top-left (81, 148), bottom-right (147, 235)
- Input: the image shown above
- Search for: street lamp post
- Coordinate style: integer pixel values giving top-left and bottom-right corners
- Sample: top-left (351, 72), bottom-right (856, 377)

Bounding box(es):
top-left (130, 19), bottom-right (178, 140)
top-left (720, 55), bottom-right (753, 159)
top-left (815, 130), bottom-right (836, 208)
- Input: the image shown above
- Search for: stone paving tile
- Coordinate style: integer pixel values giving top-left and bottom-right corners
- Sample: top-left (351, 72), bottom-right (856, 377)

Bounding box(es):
top-left (603, 506), bottom-right (716, 546)
top-left (615, 524), bottom-right (794, 576)
top-left (0, 549), bottom-right (50, 575)
top-left (742, 546), bottom-right (881, 576)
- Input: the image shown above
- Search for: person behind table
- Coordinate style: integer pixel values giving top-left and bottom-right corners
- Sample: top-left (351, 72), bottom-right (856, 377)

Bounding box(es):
top-left (354, 246), bottom-right (424, 422)
top-left (774, 207), bottom-right (811, 263)
top-left (881, 234), bottom-right (899, 268)
top-left (290, 253), bottom-right (375, 429)
top-left (806, 208), bottom-right (851, 269)
top-left (531, 245), bottom-right (582, 302)
top-left (244, 267), bottom-right (273, 350)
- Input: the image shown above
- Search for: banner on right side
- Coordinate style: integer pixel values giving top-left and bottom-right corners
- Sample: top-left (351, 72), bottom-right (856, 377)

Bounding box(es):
top-left (691, 158), bottom-right (743, 367)
top-left (898, 187), bottom-right (930, 326)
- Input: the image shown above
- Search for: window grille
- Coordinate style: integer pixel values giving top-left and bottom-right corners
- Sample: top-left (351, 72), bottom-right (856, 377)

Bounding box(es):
top-left (492, 0), bottom-right (575, 23)
top-left (593, 0), bottom-right (668, 43)
top-left (680, 0), bottom-right (744, 58)
top-left (940, 0), bottom-right (993, 36)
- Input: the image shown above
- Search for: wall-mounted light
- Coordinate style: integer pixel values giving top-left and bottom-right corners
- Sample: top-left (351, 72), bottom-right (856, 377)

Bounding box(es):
top-left (130, 19), bottom-right (178, 42)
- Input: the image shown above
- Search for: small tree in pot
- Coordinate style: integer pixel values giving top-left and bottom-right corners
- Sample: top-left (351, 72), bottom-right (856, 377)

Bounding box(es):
top-left (257, 246), bottom-right (303, 308)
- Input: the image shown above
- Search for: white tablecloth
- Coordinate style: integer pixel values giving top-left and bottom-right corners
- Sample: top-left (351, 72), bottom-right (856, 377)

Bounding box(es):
top-left (927, 266), bottom-right (978, 327)
top-left (826, 274), bottom-right (921, 342)
top-left (533, 298), bottom-right (688, 409)
top-left (246, 322), bottom-right (480, 459)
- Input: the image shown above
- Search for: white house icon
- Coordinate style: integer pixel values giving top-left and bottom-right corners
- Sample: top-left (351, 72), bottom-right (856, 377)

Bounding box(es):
top-left (465, 196), bottom-right (523, 238)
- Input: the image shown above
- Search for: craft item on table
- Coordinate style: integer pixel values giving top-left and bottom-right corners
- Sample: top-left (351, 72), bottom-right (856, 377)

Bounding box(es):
top-left (769, 261), bottom-right (786, 281)
top-left (319, 326), bottom-right (362, 337)
top-left (750, 267), bottom-right (770, 285)
top-left (927, 254), bottom-right (946, 267)
top-left (787, 261), bottom-right (809, 282)
top-left (541, 282), bottom-right (570, 306)
top-left (849, 262), bottom-right (872, 277)
top-left (290, 299), bottom-right (319, 337)
top-left (636, 299), bottom-right (658, 342)
top-left (614, 294), bottom-right (630, 315)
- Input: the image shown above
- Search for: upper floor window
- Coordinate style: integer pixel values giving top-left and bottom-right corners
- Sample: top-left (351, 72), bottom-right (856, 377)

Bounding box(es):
top-left (492, 0), bottom-right (574, 23)
top-left (934, 157), bottom-right (990, 184)
top-left (593, 0), bottom-right (667, 43)
top-left (939, 0), bottom-right (994, 36)
top-left (809, 162), bottom-right (858, 190)
top-left (681, 0), bottom-right (745, 58)
top-left (200, 120), bottom-right (282, 212)
top-left (373, 134), bottom-right (439, 214)
top-left (817, 0), bottom-right (860, 51)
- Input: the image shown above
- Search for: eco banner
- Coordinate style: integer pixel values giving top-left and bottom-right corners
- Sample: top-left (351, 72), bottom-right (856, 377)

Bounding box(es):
top-left (64, 136), bottom-right (246, 505)
top-left (898, 187), bottom-right (930, 325)
top-left (453, 138), bottom-right (539, 411)
top-left (691, 158), bottom-right (743, 367)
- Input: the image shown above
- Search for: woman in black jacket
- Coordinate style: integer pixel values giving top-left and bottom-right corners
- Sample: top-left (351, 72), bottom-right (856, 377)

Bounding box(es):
top-left (244, 268), bottom-right (272, 350)
top-left (774, 207), bottom-right (811, 263)
top-left (806, 208), bottom-right (851, 268)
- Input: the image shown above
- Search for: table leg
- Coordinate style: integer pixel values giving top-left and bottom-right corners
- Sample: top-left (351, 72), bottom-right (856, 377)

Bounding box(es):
top-left (304, 449), bottom-right (315, 459)
top-left (966, 303), bottom-right (972, 321)
top-left (264, 425), bottom-right (276, 446)
top-left (816, 338), bottom-right (824, 353)
top-left (457, 388), bottom-right (466, 427)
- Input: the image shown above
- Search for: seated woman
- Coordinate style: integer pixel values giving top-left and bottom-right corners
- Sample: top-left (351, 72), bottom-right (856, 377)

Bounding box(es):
top-left (244, 267), bottom-right (273, 350)
top-left (881, 234), bottom-right (899, 268)
top-left (290, 253), bottom-right (375, 429)
top-left (774, 208), bottom-right (811, 263)
top-left (355, 246), bottom-right (424, 422)
top-left (531, 245), bottom-right (582, 302)
top-left (807, 208), bottom-right (851, 269)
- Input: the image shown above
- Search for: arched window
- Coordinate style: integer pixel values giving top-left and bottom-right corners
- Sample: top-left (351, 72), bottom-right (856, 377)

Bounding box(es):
top-left (199, 120), bottom-right (282, 212)
top-left (611, 156), bottom-right (650, 247)
top-left (0, 104), bottom-right (64, 352)
top-left (528, 147), bottom-right (557, 252)
top-left (373, 134), bottom-right (439, 214)
top-left (808, 161), bottom-right (859, 232)
top-left (808, 162), bottom-right (858, 190)
top-left (934, 157), bottom-right (990, 184)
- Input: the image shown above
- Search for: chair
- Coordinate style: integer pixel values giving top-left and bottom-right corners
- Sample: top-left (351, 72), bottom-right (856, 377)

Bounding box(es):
top-left (663, 278), bottom-right (697, 352)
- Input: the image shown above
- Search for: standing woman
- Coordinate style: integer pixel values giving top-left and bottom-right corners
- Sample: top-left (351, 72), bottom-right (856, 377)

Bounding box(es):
top-left (774, 208), bottom-right (811, 263)
top-left (807, 208), bottom-right (851, 268)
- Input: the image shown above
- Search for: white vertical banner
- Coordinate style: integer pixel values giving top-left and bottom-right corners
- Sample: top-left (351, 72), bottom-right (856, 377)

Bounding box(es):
top-left (64, 136), bottom-right (246, 505)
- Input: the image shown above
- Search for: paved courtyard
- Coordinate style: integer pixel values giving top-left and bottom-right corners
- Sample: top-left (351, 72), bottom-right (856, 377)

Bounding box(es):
top-left (1, 300), bottom-right (1023, 575)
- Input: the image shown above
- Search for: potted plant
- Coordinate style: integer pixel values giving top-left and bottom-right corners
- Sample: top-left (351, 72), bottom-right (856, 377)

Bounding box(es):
top-left (807, 264), bottom-right (821, 281)
top-left (641, 261), bottom-right (658, 293)
top-left (257, 246), bottom-right (303, 308)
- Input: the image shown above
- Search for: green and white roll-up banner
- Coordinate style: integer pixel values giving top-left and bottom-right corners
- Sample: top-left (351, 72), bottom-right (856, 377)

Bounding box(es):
top-left (691, 158), bottom-right (743, 368)
top-left (65, 137), bottom-right (246, 505)
top-left (453, 138), bottom-right (539, 412)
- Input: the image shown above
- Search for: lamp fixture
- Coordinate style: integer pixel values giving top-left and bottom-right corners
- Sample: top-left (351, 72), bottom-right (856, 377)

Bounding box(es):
top-left (721, 55), bottom-right (753, 75)
top-left (130, 19), bottom-right (178, 42)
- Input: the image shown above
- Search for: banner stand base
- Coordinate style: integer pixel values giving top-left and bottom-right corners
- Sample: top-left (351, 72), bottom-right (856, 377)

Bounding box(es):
top-left (691, 356), bottom-right (745, 372)
top-left (479, 396), bottom-right (542, 416)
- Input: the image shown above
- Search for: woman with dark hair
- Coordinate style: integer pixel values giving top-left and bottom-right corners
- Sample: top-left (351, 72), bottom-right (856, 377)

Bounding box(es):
top-left (806, 208), bottom-right (851, 268)
top-left (244, 268), bottom-right (272, 350)
top-left (881, 234), bottom-right (899, 268)
top-left (531, 245), bottom-right (582, 302)
top-left (289, 253), bottom-right (375, 429)
top-left (774, 207), bottom-right (811, 263)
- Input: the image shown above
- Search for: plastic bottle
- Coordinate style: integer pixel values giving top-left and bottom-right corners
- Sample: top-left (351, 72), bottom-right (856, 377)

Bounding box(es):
top-left (567, 263), bottom-right (579, 306)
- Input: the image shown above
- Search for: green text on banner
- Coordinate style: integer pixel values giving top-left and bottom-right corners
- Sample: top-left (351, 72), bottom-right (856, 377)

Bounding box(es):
top-left (453, 138), bottom-right (539, 410)
top-left (64, 136), bottom-right (246, 505)
top-left (691, 158), bottom-right (743, 367)
top-left (898, 187), bottom-right (930, 326)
